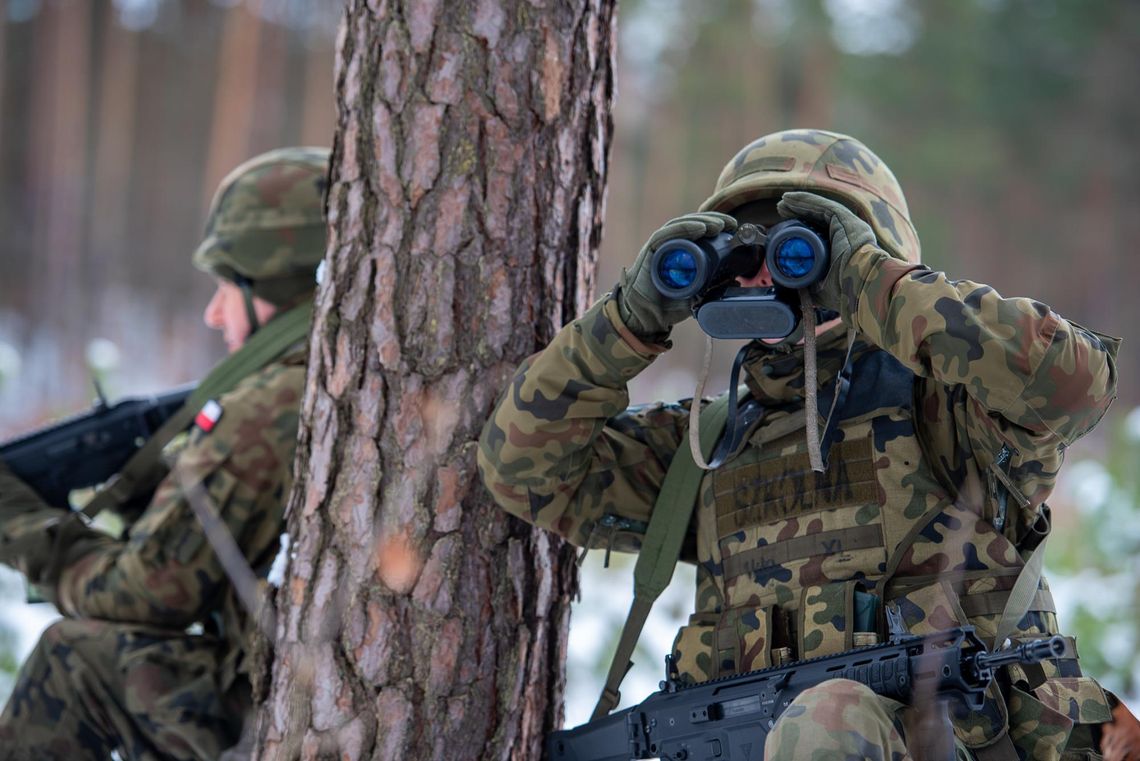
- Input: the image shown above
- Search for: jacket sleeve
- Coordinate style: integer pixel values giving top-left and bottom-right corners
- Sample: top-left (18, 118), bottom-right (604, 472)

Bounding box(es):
top-left (848, 248), bottom-right (1118, 447)
top-left (53, 372), bottom-right (301, 626)
top-left (478, 297), bottom-right (693, 551)
top-left (0, 462), bottom-right (84, 584)
top-left (844, 247), bottom-right (1119, 523)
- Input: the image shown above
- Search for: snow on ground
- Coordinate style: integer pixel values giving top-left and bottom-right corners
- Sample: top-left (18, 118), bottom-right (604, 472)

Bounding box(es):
top-left (0, 566), bottom-right (60, 703)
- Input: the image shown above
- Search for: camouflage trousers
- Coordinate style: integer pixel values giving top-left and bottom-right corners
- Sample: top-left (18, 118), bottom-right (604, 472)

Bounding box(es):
top-left (765, 678), bottom-right (973, 761)
top-left (0, 618), bottom-right (246, 761)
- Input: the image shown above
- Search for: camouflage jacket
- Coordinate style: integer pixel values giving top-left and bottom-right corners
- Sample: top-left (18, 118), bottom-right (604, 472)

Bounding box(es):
top-left (478, 247), bottom-right (1120, 757)
top-left (0, 345), bottom-right (306, 686)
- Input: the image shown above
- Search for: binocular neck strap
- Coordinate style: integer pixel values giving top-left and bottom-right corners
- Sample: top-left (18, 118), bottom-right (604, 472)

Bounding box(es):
top-left (687, 337), bottom-right (753, 472)
top-left (802, 288), bottom-right (857, 472)
top-left (802, 290), bottom-right (824, 471)
top-left (687, 291), bottom-right (857, 474)
top-left (687, 336), bottom-right (716, 471)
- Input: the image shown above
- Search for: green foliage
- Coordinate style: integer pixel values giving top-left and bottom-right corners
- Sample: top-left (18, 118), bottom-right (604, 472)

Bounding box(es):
top-left (0, 627), bottom-right (16, 677)
top-left (1046, 407), bottom-right (1140, 696)
top-left (0, 571), bottom-right (25, 701)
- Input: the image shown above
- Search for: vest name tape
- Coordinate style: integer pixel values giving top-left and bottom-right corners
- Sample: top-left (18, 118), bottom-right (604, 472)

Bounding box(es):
top-left (714, 437), bottom-right (876, 538)
top-left (722, 524), bottom-right (884, 582)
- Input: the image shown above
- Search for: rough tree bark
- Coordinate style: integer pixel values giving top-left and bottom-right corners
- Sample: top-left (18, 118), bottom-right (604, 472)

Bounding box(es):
top-left (255, 1), bottom-right (615, 759)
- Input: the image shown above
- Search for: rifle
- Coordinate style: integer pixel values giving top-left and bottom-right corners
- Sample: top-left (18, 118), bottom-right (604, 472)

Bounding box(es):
top-left (549, 624), bottom-right (1065, 761)
top-left (0, 384), bottom-right (194, 511)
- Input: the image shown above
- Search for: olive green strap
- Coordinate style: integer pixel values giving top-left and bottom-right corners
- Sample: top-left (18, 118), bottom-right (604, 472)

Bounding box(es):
top-left (82, 301), bottom-right (314, 519)
top-left (591, 393), bottom-right (734, 720)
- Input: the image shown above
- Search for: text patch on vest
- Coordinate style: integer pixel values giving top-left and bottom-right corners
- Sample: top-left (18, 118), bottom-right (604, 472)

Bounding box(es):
top-left (714, 436), bottom-right (877, 538)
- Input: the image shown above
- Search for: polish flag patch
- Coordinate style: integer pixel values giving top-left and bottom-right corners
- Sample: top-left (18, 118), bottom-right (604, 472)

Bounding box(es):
top-left (194, 400), bottom-right (224, 433)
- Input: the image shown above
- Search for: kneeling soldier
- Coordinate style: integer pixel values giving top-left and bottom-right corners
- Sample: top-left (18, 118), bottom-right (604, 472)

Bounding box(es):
top-left (0, 147), bottom-right (328, 760)
top-left (479, 129), bottom-right (1125, 760)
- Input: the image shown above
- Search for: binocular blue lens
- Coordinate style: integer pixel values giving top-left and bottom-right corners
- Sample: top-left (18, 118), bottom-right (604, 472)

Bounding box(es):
top-left (773, 236), bottom-right (815, 279)
top-left (657, 247), bottom-right (699, 290)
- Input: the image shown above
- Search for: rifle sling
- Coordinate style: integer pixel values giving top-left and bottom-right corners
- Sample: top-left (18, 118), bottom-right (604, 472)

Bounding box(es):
top-left (993, 534), bottom-right (1050, 648)
top-left (82, 300), bottom-right (313, 519)
top-left (591, 392), bottom-right (735, 720)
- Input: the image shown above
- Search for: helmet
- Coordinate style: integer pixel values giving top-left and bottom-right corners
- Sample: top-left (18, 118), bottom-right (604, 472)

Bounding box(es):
top-left (699, 129), bottom-right (920, 264)
top-left (193, 146), bottom-right (330, 306)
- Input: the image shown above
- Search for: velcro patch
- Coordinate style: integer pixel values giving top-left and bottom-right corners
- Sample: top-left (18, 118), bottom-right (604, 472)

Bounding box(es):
top-left (721, 524), bottom-right (883, 582)
top-left (194, 400), bottom-right (223, 433)
top-left (714, 436), bottom-right (876, 537)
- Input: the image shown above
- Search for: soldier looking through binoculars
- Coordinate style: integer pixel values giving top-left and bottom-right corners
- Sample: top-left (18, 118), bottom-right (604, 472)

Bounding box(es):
top-left (478, 128), bottom-right (1127, 760)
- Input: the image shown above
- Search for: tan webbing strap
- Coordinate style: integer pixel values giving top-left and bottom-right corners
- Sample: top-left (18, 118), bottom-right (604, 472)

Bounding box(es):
top-left (687, 336), bottom-right (716, 471)
top-left (591, 393), bottom-right (732, 720)
top-left (800, 290), bottom-right (823, 471)
top-left (959, 588), bottom-right (1055, 619)
top-left (82, 300), bottom-right (314, 519)
top-left (182, 475), bottom-right (277, 645)
top-left (993, 534), bottom-right (1050, 648)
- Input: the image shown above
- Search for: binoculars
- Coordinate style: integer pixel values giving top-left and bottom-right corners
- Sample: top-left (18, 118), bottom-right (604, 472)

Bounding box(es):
top-left (649, 219), bottom-right (831, 339)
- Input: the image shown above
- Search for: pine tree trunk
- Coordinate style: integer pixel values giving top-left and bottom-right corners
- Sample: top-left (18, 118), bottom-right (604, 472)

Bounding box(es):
top-left (255, 1), bottom-right (615, 758)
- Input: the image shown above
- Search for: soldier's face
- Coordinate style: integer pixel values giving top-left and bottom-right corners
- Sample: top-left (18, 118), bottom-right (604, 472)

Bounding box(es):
top-left (730, 199), bottom-right (842, 342)
top-left (203, 280), bottom-right (276, 353)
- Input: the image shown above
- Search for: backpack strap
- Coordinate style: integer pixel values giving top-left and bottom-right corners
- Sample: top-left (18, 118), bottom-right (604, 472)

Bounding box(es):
top-left (591, 392), bottom-right (735, 720)
top-left (82, 300), bottom-right (314, 519)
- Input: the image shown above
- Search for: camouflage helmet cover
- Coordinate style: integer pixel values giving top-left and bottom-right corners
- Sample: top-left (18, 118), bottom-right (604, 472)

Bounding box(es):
top-left (699, 129), bottom-right (920, 264)
top-left (193, 146), bottom-right (330, 306)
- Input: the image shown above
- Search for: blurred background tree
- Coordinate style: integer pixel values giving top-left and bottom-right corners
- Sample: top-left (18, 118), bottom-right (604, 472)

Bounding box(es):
top-left (0, 0), bottom-right (1136, 725)
top-left (0, 0), bottom-right (339, 428)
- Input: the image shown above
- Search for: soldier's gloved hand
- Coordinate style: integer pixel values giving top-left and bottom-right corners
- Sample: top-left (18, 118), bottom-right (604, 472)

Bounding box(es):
top-left (616, 212), bottom-right (738, 341)
top-left (777, 191), bottom-right (876, 317)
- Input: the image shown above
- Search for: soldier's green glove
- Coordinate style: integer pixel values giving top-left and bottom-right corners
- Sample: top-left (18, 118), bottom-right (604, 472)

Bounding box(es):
top-left (776, 191), bottom-right (877, 319)
top-left (616, 211), bottom-right (738, 341)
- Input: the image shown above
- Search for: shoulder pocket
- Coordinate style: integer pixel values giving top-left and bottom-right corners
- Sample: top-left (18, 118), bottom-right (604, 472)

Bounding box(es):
top-left (1007, 676), bottom-right (1111, 761)
top-left (1030, 676), bottom-right (1112, 725)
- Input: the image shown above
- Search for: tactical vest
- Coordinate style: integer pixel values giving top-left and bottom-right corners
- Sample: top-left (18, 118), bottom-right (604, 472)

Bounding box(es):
top-left (669, 347), bottom-right (1111, 758)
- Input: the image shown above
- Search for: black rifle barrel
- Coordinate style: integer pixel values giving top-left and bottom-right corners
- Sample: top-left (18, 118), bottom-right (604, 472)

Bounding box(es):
top-left (0, 384), bottom-right (194, 508)
top-left (974, 635), bottom-right (1065, 670)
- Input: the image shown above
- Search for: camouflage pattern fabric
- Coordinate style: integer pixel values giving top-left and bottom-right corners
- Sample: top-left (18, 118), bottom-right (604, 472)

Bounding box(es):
top-left (0, 618), bottom-right (244, 761)
top-left (0, 345), bottom-right (306, 759)
top-left (618, 211), bottom-right (739, 341)
top-left (699, 129), bottom-right (921, 265)
top-left (764, 678), bottom-right (974, 761)
top-left (477, 129), bottom-right (1120, 759)
top-left (193, 146), bottom-right (329, 307)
